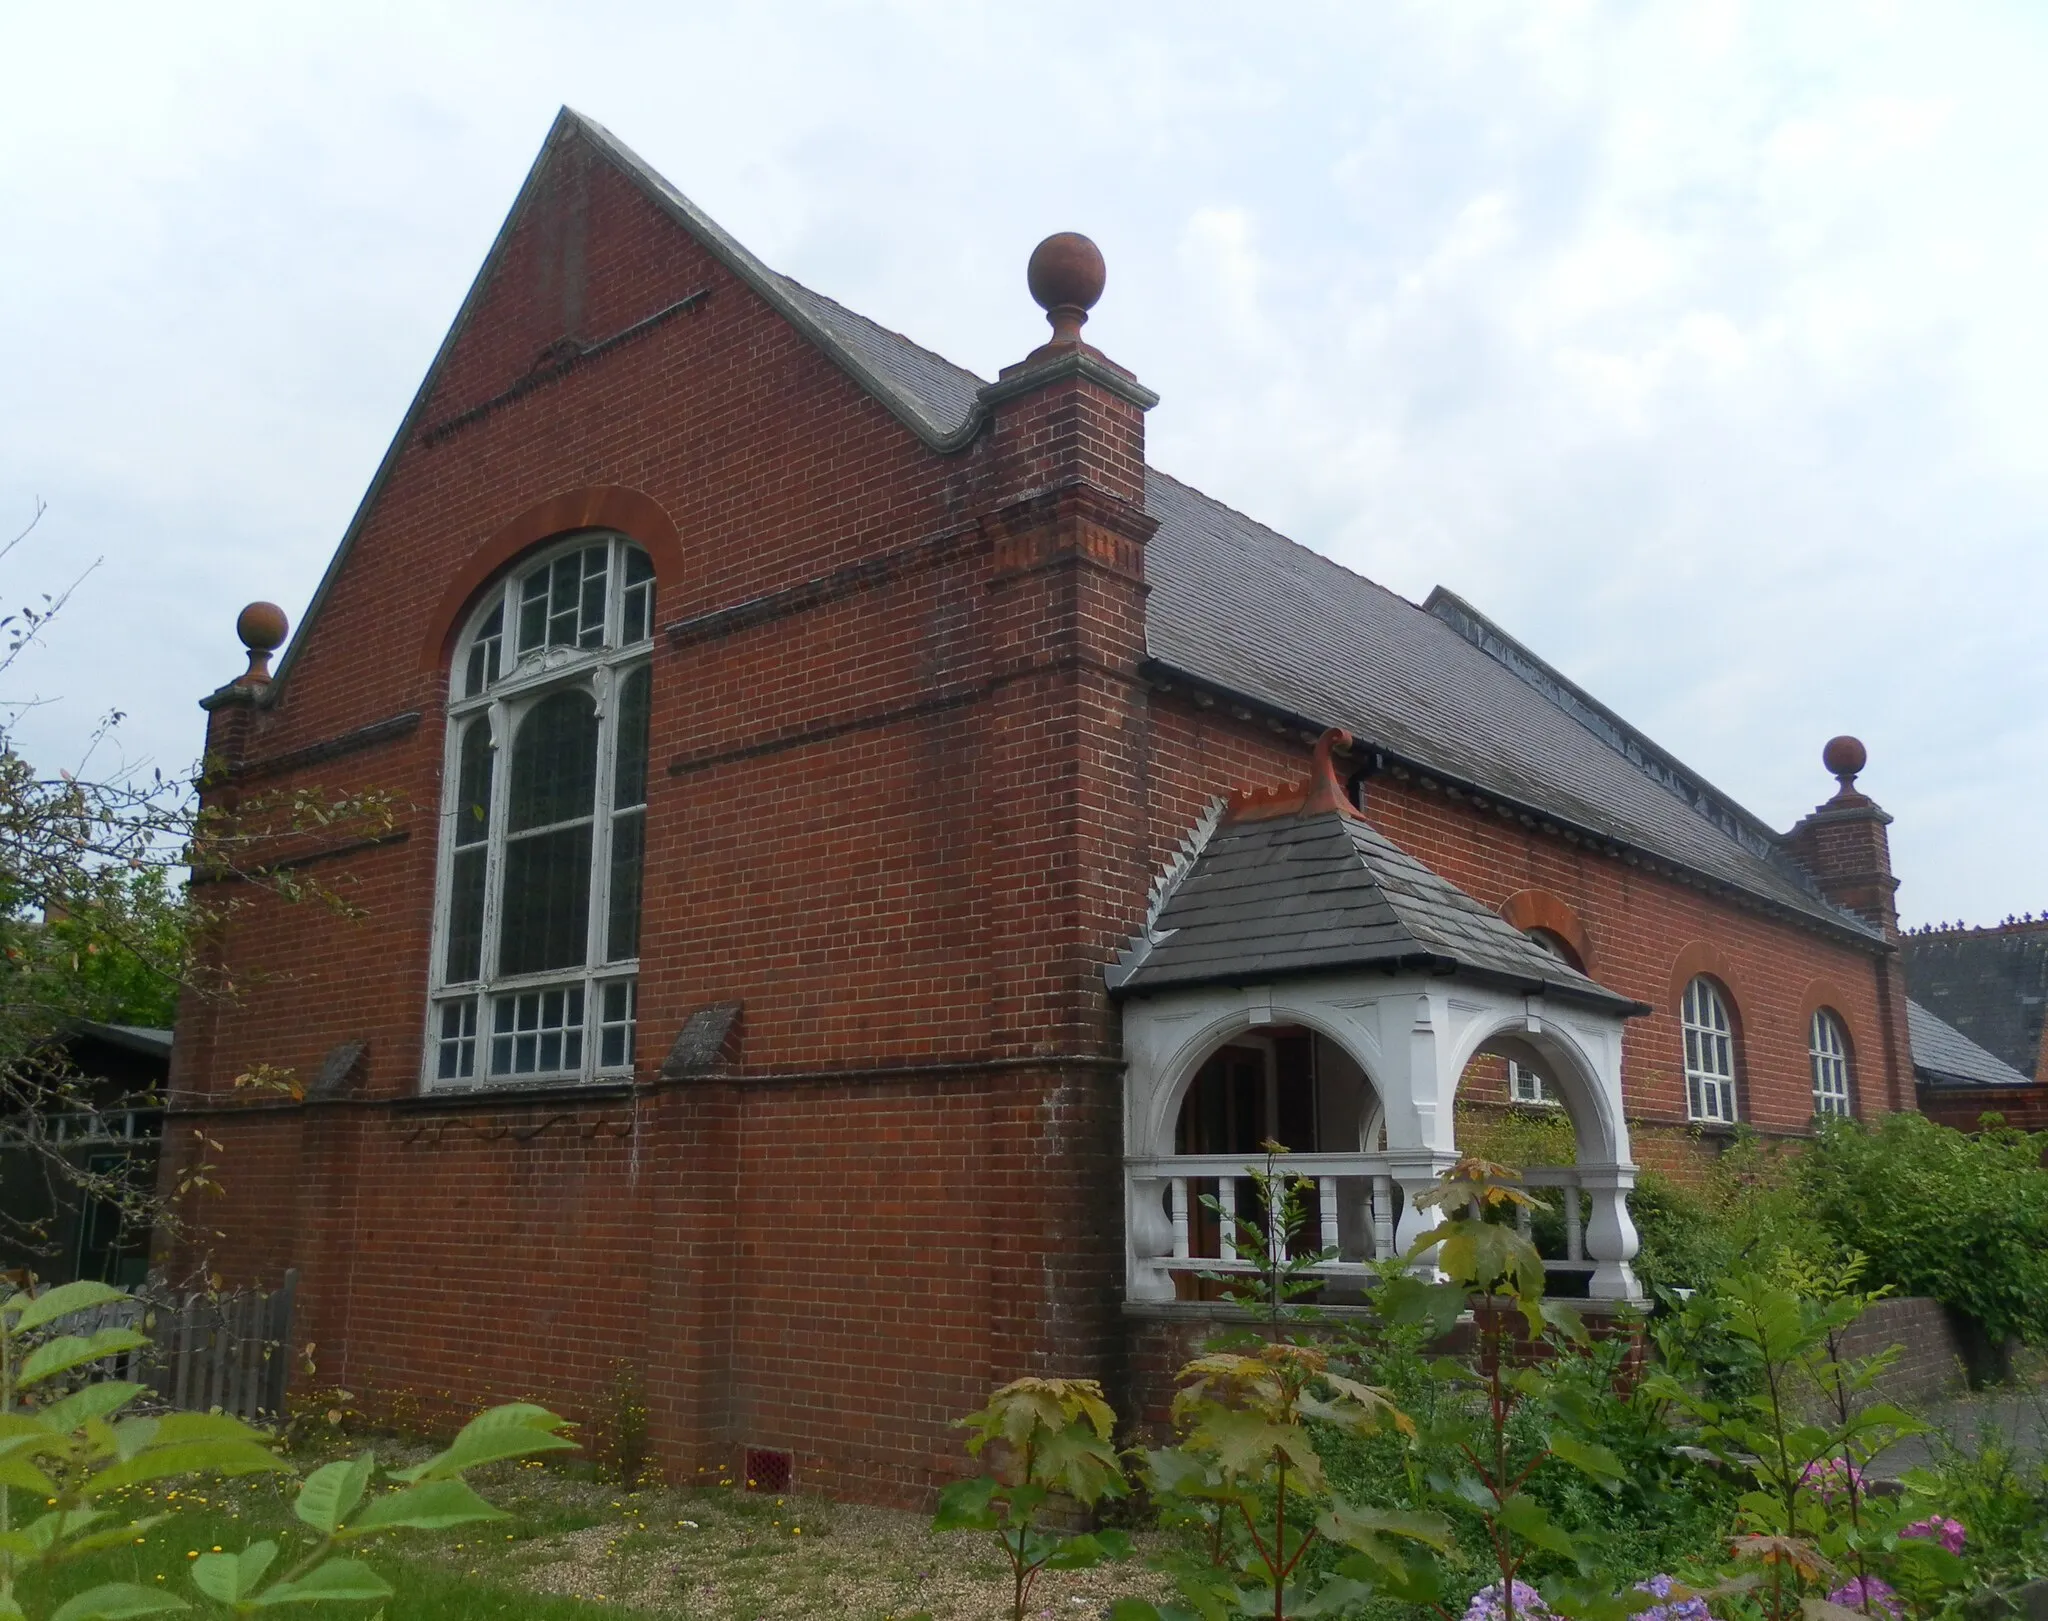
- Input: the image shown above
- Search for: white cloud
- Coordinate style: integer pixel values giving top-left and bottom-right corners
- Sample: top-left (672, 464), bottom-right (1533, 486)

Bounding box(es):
top-left (1, 0), bottom-right (2044, 922)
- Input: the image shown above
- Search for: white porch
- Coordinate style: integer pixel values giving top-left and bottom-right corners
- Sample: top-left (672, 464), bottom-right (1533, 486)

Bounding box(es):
top-left (1120, 977), bottom-right (1644, 1305)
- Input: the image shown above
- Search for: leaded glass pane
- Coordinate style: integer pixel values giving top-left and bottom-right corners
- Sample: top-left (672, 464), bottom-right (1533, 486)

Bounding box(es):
top-left (453, 717), bottom-right (493, 847)
top-left (508, 691), bottom-right (599, 831)
top-left (614, 664), bottom-right (651, 809)
top-left (606, 810), bottom-right (644, 963)
top-left (464, 602), bottom-right (504, 696)
top-left (497, 826), bottom-right (592, 975)
top-left (444, 847), bottom-right (487, 982)
top-left (599, 978), bottom-right (637, 1069)
top-left (622, 547), bottom-right (655, 645)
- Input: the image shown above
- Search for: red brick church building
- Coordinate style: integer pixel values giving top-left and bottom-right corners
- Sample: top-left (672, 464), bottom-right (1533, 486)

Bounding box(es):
top-left (166, 109), bottom-right (1978, 1500)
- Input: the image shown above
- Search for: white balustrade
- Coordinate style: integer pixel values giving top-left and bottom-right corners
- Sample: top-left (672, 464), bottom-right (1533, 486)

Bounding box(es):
top-left (1128, 1155), bottom-right (1602, 1294)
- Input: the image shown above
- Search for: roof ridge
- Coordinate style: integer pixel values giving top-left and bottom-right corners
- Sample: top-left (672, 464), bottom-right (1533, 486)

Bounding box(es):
top-left (1422, 585), bottom-right (1821, 882)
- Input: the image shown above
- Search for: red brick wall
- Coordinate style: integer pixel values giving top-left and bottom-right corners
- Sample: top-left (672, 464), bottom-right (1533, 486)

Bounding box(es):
top-left (166, 122), bottom-right (1904, 1506)
top-left (1139, 694), bottom-right (1904, 1140)
top-left (1917, 1083), bottom-right (2048, 1133)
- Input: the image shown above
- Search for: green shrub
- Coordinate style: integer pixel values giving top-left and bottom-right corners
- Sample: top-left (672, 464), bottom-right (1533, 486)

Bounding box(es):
top-left (1799, 1113), bottom-right (2048, 1346)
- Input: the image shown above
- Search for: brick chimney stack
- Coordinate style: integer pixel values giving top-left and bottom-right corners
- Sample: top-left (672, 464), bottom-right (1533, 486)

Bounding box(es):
top-left (1786, 736), bottom-right (1915, 1110)
top-left (1786, 735), bottom-right (1901, 934)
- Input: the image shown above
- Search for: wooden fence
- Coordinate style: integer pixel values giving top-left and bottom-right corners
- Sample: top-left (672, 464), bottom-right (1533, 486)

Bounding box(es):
top-left (65, 1270), bottom-right (298, 1421)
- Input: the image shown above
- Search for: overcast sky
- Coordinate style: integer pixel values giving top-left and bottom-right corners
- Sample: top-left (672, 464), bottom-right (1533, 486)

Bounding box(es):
top-left (5, 1), bottom-right (2044, 927)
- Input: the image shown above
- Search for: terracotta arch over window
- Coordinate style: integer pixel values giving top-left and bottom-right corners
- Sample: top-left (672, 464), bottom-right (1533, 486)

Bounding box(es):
top-left (421, 485), bottom-right (683, 674)
top-left (1499, 889), bottom-right (1592, 974)
top-left (1665, 939), bottom-right (1748, 1017)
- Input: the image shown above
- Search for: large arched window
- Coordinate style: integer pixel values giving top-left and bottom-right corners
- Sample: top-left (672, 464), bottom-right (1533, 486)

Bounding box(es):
top-left (1809, 1010), bottom-right (1853, 1118)
top-left (428, 533), bottom-right (654, 1087)
top-left (1681, 976), bottom-right (1738, 1124)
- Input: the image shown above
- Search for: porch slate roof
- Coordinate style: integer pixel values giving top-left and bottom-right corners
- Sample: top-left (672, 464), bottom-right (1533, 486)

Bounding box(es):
top-left (1907, 998), bottom-right (2036, 1089)
top-left (1108, 799), bottom-right (1646, 1016)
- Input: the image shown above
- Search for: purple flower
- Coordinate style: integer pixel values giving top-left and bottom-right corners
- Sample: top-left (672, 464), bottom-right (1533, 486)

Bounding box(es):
top-left (1903, 1515), bottom-right (1967, 1555)
top-left (1631, 1573), bottom-right (1712, 1621)
top-left (1800, 1459), bottom-right (1866, 1503)
top-left (1827, 1576), bottom-right (1904, 1619)
top-left (1464, 1580), bottom-right (1550, 1621)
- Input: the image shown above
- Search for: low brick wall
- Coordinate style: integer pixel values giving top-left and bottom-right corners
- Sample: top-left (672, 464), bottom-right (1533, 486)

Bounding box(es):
top-left (1126, 1294), bottom-right (1976, 1436)
top-left (1837, 1296), bottom-right (1984, 1399)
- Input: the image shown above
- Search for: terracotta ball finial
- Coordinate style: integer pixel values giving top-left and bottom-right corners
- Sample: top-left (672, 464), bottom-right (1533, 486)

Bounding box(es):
top-left (236, 601), bottom-right (288, 683)
top-left (1823, 734), bottom-right (1867, 789)
top-left (1026, 232), bottom-right (1106, 348)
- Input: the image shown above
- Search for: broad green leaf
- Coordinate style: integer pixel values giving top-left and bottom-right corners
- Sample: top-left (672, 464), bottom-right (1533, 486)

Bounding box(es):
top-left (1041, 1529), bottom-right (1134, 1570)
top-left (1318, 1501), bottom-right (1453, 1554)
top-left (389, 1402), bottom-right (575, 1482)
top-left (296, 1453), bottom-right (376, 1535)
top-left (1109, 1604), bottom-right (1164, 1621)
top-left (85, 1438), bottom-right (290, 1495)
top-left (1497, 1492), bottom-right (1580, 1558)
top-left (19, 1329), bottom-right (148, 1387)
top-left (190, 1552), bottom-right (243, 1605)
top-left (192, 1542), bottom-right (278, 1604)
top-left (932, 1475), bottom-right (1000, 1532)
top-left (345, 1478), bottom-right (505, 1535)
top-left (1032, 1424), bottom-right (1127, 1505)
top-left (1185, 1408), bottom-right (1325, 1491)
top-left (1141, 1446), bottom-right (1213, 1496)
top-left (39, 1383), bottom-right (147, 1433)
top-left (50, 1584), bottom-right (189, 1621)
top-left (1549, 1433), bottom-right (1625, 1483)
top-left (248, 1556), bottom-right (394, 1606)
top-left (0, 1450), bottom-right (57, 1492)
top-left (146, 1412), bottom-right (277, 1447)
top-left (1540, 1299), bottom-right (1590, 1344)
top-left (1295, 1575), bottom-right (1378, 1616)
top-left (8, 1280), bottom-right (130, 1334)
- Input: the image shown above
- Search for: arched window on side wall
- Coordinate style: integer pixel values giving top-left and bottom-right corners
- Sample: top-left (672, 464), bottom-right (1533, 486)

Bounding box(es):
top-left (1507, 928), bottom-right (1581, 1105)
top-left (1681, 976), bottom-right (1738, 1124)
top-left (1809, 1010), bottom-right (1853, 1119)
top-left (428, 533), bottom-right (654, 1088)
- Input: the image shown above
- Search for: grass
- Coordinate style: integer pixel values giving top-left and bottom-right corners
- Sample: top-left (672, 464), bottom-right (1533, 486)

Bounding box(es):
top-left (8, 1437), bottom-right (1170, 1620)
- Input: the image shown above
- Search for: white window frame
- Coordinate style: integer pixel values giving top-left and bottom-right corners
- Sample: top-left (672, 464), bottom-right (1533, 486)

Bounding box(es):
top-left (1682, 976), bottom-right (1738, 1125)
top-left (1809, 1010), bottom-right (1853, 1118)
top-left (424, 531), bottom-right (652, 1091)
top-left (1507, 1060), bottom-right (1556, 1107)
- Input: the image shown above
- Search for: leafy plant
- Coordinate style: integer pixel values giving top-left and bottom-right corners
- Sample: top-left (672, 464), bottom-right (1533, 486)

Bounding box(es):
top-left (1644, 1259), bottom-right (1953, 1621)
top-left (933, 1377), bottom-right (1131, 1621)
top-left (1121, 1340), bottom-right (1448, 1621)
top-left (1800, 1113), bottom-right (2048, 1351)
top-left (1373, 1159), bottom-right (1637, 1621)
top-left (1199, 1144), bottom-right (1336, 1336)
top-left (1, 1277), bottom-right (576, 1620)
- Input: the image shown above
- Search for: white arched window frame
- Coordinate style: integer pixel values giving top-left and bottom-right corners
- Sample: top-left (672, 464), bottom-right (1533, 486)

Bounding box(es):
top-left (425, 532), bottom-right (655, 1089)
top-left (1809, 1010), bottom-right (1853, 1118)
top-left (1682, 976), bottom-right (1738, 1124)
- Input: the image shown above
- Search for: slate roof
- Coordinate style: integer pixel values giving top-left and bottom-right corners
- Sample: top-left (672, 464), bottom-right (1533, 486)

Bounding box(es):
top-left (1901, 929), bottom-right (2048, 1081)
top-left (278, 109), bottom-right (1886, 950)
top-left (1907, 998), bottom-right (2035, 1089)
top-left (1108, 798), bottom-right (1643, 1013)
top-left (1139, 475), bottom-right (1878, 943)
